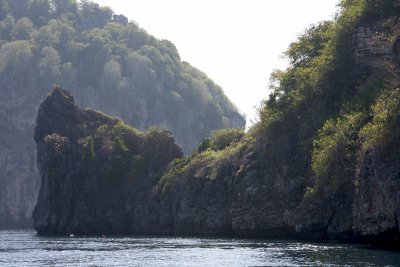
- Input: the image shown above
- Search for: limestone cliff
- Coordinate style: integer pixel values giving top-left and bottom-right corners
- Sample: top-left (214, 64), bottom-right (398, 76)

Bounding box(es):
top-left (33, 1), bottom-right (400, 249)
top-left (288, 15), bottom-right (400, 245)
top-left (0, 0), bottom-right (245, 228)
top-left (33, 87), bottom-right (182, 234)
top-left (33, 90), bottom-right (297, 236)
top-left (0, 83), bottom-right (42, 228)
top-left (354, 146), bottom-right (400, 243)
top-left (151, 14), bottom-right (400, 243)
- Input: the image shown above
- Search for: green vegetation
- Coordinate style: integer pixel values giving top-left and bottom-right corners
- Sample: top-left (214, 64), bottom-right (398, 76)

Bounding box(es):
top-left (255, 0), bottom-right (400, 197)
top-left (82, 135), bottom-right (95, 162)
top-left (158, 128), bottom-right (254, 196)
top-left (360, 88), bottom-right (400, 151)
top-left (157, 157), bottom-right (192, 196)
top-left (94, 121), bottom-right (140, 186)
top-left (196, 128), bottom-right (244, 153)
top-left (31, 0), bottom-right (400, 240)
top-left (0, 0), bottom-right (244, 154)
top-left (82, 120), bottom-right (182, 189)
top-left (159, 0), bottom-right (400, 205)
top-left (309, 112), bottom-right (366, 196)
top-left (69, 0), bottom-right (400, 204)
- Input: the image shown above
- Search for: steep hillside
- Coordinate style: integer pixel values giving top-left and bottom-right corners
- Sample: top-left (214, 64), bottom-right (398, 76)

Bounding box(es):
top-left (158, 0), bottom-right (400, 245)
top-left (34, 87), bottom-right (183, 234)
top-left (147, 0), bottom-right (400, 245)
top-left (33, 0), bottom-right (400, 248)
top-left (0, 0), bottom-right (244, 227)
top-left (163, 0), bottom-right (400, 244)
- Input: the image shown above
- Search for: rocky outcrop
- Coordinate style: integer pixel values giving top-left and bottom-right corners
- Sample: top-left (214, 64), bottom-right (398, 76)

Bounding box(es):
top-left (31, 86), bottom-right (397, 240)
top-left (34, 87), bottom-right (400, 246)
top-left (353, 146), bottom-right (400, 244)
top-left (33, 88), bottom-right (300, 237)
top-left (0, 83), bottom-right (244, 230)
top-left (288, 17), bottom-right (400, 244)
top-left (33, 87), bottom-right (182, 234)
top-left (0, 0), bottom-right (245, 229)
top-left (353, 19), bottom-right (400, 89)
top-left (33, 90), bottom-right (302, 237)
top-left (166, 153), bottom-right (300, 238)
top-left (33, 3), bottom-right (400, 248)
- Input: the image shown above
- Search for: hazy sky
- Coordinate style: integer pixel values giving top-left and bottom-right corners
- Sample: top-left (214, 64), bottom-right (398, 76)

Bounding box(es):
top-left (93, 0), bottom-right (339, 126)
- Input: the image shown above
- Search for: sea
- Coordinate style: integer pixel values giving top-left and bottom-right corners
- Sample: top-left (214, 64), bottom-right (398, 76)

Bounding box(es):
top-left (0, 230), bottom-right (399, 266)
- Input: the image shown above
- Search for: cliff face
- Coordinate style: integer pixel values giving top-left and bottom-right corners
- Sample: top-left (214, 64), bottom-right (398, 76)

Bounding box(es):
top-left (350, 18), bottom-right (400, 243)
top-left (0, 83), bottom-right (42, 228)
top-left (0, 74), bottom-right (243, 230)
top-left (0, 0), bottom-right (245, 228)
top-left (33, 88), bottom-right (182, 234)
top-left (33, 1), bottom-right (400, 247)
top-left (153, 10), bottom-right (400, 243)
top-left (33, 94), bottom-right (298, 236)
top-left (286, 16), bottom-right (400, 244)
top-left (354, 146), bottom-right (400, 241)
top-left (155, 140), bottom-right (301, 238)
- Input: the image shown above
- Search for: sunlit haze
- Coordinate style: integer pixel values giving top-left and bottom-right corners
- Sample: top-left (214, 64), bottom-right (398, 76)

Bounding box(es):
top-left (93, 0), bottom-right (339, 127)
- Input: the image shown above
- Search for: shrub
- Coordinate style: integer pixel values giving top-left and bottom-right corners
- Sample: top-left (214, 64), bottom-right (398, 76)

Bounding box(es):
top-left (82, 135), bottom-right (95, 162)
top-left (360, 88), bottom-right (400, 150)
top-left (311, 112), bottom-right (366, 192)
top-left (196, 128), bottom-right (244, 153)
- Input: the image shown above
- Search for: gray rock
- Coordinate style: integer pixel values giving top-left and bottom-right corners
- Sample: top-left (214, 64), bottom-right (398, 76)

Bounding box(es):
top-left (33, 87), bottom-right (183, 235)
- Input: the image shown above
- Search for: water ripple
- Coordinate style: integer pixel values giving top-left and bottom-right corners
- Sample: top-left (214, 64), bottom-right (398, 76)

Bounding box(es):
top-left (0, 231), bottom-right (399, 267)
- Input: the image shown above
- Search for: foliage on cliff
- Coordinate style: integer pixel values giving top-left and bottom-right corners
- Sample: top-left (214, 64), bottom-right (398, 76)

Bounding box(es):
top-left (33, 0), bottom-right (400, 244)
top-left (156, 0), bottom-right (400, 242)
top-left (154, 0), bottom-right (399, 168)
top-left (244, 0), bottom-right (400, 196)
top-left (0, 0), bottom-right (244, 153)
top-left (34, 87), bottom-right (184, 234)
top-left (158, 128), bottom-right (251, 195)
top-left (0, 0), bottom-right (244, 229)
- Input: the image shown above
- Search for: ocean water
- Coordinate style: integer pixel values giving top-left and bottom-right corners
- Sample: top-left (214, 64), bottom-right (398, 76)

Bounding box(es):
top-left (0, 230), bottom-right (399, 266)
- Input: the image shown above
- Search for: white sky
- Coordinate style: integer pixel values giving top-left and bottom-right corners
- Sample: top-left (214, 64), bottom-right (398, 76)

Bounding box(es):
top-left (93, 0), bottom-right (339, 127)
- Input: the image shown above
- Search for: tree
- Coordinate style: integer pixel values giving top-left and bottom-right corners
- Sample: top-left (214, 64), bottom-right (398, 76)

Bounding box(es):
top-left (60, 62), bottom-right (77, 90)
top-left (125, 51), bottom-right (156, 90)
top-left (122, 23), bottom-right (149, 50)
top-left (28, 0), bottom-right (51, 25)
top-left (51, 0), bottom-right (78, 17)
top-left (53, 20), bottom-right (74, 43)
top-left (103, 59), bottom-right (121, 88)
top-left (35, 24), bottom-right (59, 48)
top-left (0, 15), bottom-right (15, 39)
top-left (100, 59), bottom-right (122, 104)
top-left (7, 0), bottom-right (30, 19)
top-left (39, 46), bottom-right (61, 87)
top-left (0, 40), bottom-right (33, 88)
top-left (285, 22), bottom-right (333, 67)
top-left (11, 17), bottom-right (34, 40)
top-left (78, 29), bottom-right (111, 86)
top-left (138, 45), bottom-right (177, 89)
top-left (0, 1), bottom-right (9, 20)
top-left (103, 22), bottom-right (123, 41)
top-left (46, 19), bottom-right (75, 51)
top-left (79, 1), bottom-right (113, 30)
top-left (112, 14), bottom-right (128, 26)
